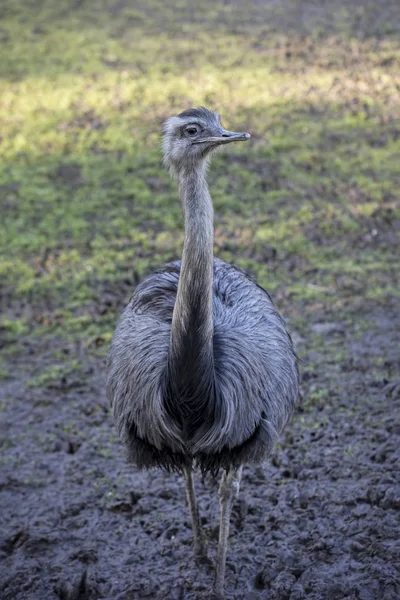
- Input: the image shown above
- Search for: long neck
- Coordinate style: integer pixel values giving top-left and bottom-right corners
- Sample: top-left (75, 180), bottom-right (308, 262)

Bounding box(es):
top-left (167, 163), bottom-right (215, 421)
top-left (174, 164), bottom-right (214, 343)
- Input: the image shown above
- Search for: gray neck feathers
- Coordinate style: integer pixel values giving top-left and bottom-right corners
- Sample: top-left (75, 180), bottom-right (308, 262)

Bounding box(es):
top-left (174, 164), bottom-right (214, 340)
top-left (167, 163), bottom-right (215, 419)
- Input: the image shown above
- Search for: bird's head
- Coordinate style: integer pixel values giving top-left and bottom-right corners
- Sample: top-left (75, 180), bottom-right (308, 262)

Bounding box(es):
top-left (162, 107), bottom-right (250, 178)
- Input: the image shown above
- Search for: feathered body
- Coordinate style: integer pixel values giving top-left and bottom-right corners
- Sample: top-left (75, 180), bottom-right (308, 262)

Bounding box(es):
top-left (108, 257), bottom-right (298, 474)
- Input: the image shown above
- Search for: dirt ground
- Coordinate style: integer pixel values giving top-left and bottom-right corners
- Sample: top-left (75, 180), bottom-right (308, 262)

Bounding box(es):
top-left (1, 0), bottom-right (400, 599)
top-left (1, 299), bottom-right (399, 600)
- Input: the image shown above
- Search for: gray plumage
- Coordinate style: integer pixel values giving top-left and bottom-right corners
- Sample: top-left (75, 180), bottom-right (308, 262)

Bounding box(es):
top-left (108, 258), bottom-right (298, 472)
top-left (106, 107), bottom-right (299, 597)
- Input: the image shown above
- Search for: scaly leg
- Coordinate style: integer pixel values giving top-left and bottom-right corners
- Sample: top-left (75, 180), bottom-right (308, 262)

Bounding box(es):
top-left (183, 463), bottom-right (206, 558)
top-left (214, 466), bottom-right (243, 599)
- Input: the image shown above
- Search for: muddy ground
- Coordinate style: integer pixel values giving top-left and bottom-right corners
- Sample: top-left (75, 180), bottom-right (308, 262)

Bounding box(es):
top-left (1, 0), bottom-right (400, 599)
top-left (1, 299), bottom-right (399, 600)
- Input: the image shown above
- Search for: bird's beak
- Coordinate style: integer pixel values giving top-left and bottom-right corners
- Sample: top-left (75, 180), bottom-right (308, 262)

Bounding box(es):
top-left (193, 130), bottom-right (251, 145)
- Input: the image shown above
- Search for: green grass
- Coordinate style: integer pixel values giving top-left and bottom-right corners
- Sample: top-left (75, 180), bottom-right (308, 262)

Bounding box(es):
top-left (0, 0), bottom-right (399, 370)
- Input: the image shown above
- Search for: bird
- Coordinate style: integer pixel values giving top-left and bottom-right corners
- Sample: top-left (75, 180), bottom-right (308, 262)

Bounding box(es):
top-left (106, 107), bottom-right (299, 598)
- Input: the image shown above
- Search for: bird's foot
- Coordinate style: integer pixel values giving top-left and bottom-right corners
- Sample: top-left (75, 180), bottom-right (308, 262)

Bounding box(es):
top-left (211, 573), bottom-right (226, 600)
top-left (209, 587), bottom-right (225, 600)
top-left (195, 589), bottom-right (224, 600)
top-left (383, 380), bottom-right (400, 399)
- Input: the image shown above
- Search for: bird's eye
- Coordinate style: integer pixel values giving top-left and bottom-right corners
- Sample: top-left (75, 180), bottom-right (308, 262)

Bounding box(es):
top-left (186, 126), bottom-right (198, 136)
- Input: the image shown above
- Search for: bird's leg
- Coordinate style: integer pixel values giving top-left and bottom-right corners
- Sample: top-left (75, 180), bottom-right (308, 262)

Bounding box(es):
top-left (183, 463), bottom-right (206, 558)
top-left (214, 466), bottom-right (243, 599)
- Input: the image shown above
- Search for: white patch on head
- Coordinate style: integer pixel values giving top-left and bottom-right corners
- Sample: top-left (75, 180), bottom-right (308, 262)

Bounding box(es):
top-left (163, 115), bottom-right (187, 137)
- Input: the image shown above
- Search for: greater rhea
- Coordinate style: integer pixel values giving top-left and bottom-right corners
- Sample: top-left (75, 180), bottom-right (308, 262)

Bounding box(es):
top-left (107, 107), bottom-right (299, 598)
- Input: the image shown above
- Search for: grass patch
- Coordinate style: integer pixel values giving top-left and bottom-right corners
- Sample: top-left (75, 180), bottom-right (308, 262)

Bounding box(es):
top-left (0, 0), bottom-right (399, 359)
